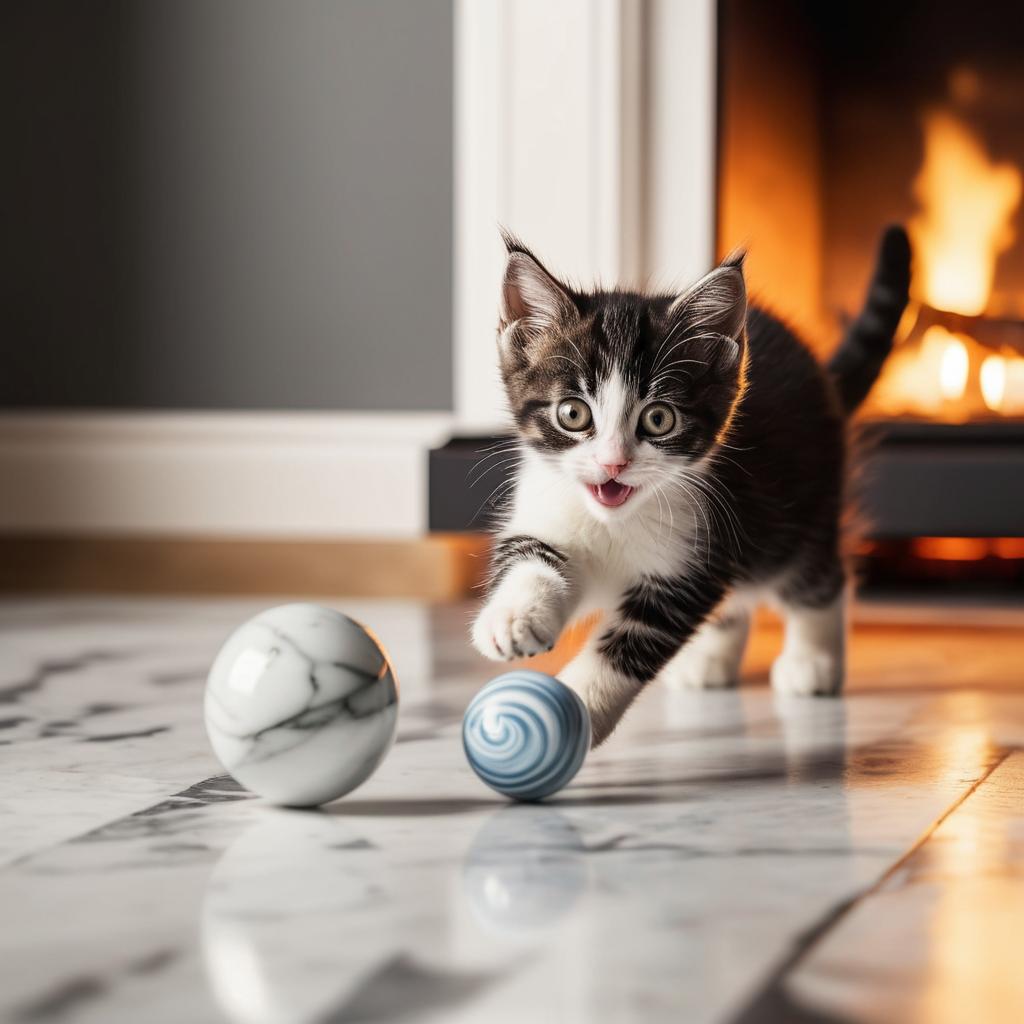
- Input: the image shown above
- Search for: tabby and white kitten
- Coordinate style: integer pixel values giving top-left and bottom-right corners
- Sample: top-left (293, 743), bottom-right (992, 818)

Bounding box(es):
top-left (472, 228), bottom-right (911, 745)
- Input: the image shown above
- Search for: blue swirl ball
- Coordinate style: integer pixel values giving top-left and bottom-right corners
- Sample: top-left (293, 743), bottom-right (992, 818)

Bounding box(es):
top-left (463, 670), bottom-right (591, 801)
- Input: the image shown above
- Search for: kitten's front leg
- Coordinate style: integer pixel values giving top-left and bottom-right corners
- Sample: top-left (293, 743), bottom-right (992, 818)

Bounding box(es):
top-left (561, 572), bottom-right (727, 745)
top-left (472, 536), bottom-right (575, 660)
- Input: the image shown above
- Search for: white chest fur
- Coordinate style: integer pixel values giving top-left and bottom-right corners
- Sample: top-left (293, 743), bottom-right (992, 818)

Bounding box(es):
top-left (503, 454), bottom-right (697, 613)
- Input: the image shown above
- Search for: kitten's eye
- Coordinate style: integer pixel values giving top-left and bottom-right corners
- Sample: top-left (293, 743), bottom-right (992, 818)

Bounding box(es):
top-left (556, 398), bottom-right (593, 431)
top-left (640, 402), bottom-right (676, 437)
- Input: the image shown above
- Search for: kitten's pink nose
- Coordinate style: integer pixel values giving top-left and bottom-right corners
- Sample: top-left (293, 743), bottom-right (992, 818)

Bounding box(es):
top-left (600, 461), bottom-right (630, 479)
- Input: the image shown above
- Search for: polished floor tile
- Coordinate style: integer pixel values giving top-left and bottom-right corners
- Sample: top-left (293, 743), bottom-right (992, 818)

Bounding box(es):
top-left (783, 750), bottom-right (1024, 1024)
top-left (1, 596), bottom-right (1022, 1023)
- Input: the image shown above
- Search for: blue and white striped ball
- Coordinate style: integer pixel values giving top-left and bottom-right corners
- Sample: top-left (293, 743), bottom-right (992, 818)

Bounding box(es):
top-left (463, 670), bottom-right (590, 802)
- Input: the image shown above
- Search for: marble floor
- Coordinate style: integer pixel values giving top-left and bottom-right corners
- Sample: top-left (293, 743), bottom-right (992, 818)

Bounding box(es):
top-left (1, 595), bottom-right (1023, 1024)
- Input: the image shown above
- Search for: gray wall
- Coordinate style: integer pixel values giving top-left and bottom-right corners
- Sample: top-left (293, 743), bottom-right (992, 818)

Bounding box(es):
top-left (1, 0), bottom-right (453, 411)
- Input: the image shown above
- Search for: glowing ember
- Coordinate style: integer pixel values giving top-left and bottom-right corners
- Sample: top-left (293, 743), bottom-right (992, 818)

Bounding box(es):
top-left (980, 355), bottom-right (1006, 412)
top-left (992, 538), bottom-right (1024, 559)
top-left (981, 354), bottom-right (1024, 415)
top-left (911, 110), bottom-right (1022, 317)
top-left (914, 538), bottom-right (990, 562)
top-left (937, 330), bottom-right (970, 400)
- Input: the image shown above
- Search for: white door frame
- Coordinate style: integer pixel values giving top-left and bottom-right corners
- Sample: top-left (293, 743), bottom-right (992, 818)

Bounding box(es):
top-left (453, 0), bottom-right (717, 433)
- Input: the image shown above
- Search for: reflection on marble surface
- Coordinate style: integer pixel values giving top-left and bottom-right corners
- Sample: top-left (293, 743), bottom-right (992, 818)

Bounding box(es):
top-left (462, 807), bottom-right (588, 934)
top-left (204, 604), bottom-right (399, 806)
top-left (1, 596), bottom-right (1023, 1023)
top-left (202, 810), bottom-right (386, 1024)
top-left (784, 750), bottom-right (1024, 1024)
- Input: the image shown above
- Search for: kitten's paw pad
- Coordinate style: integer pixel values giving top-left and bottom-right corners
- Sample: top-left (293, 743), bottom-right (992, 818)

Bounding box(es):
top-left (661, 650), bottom-right (740, 691)
top-left (770, 650), bottom-right (843, 697)
top-left (471, 601), bottom-right (559, 661)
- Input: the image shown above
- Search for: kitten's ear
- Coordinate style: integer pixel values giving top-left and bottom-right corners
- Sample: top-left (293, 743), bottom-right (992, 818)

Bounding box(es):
top-left (668, 252), bottom-right (747, 369)
top-left (499, 232), bottom-right (577, 337)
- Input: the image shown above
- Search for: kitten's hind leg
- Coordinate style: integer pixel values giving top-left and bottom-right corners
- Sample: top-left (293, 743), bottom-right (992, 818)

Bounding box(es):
top-left (659, 606), bottom-right (750, 691)
top-left (770, 562), bottom-right (847, 697)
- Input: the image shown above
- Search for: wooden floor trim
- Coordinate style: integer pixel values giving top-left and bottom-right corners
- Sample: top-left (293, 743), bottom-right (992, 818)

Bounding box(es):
top-left (0, 534), bottom-right (491, 600)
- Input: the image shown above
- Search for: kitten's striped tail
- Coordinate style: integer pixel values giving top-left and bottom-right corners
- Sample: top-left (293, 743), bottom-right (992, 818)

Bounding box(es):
top-left (827, 225), bottom-right (912, 414)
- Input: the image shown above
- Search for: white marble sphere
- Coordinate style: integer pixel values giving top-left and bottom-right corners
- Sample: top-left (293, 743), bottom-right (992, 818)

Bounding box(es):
top-left (204, 603), bottom-right (399, 807)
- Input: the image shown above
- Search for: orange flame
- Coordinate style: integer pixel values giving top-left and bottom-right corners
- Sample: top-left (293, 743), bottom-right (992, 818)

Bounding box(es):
top-left (910, 110), bottom-right (1022, 316)
top-left (867, 101), bottom-right (1024, 422)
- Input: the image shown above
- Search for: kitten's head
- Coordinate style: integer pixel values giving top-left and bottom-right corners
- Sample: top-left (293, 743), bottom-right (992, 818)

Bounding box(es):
top-left (497, 234), bottom-right (747, 522)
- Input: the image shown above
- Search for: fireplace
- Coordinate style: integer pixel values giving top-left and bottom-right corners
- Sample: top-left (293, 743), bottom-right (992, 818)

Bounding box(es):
top-left (432, 0), bottom-right (1024, 586)
top-left (716, 0), bottom-right (1024, 580)
top-left (718, 0), bottom-right (1024, 424)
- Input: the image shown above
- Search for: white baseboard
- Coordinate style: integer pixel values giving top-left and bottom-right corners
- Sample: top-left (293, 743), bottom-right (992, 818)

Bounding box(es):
top-left (0, 412), bottom-right (453, 538)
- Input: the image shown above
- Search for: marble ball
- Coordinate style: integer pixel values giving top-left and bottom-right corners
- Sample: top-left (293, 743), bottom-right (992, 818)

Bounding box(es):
top-left (204, 603), bottom-right (398, 807)
top-left (463, 670), bottom-right (590, 802)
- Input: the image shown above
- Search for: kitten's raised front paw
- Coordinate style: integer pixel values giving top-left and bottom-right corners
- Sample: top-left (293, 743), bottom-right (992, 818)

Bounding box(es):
top-left (770, 650), bottom-right (843, 697)
top-left (471, 597), bottom-right (562, 661)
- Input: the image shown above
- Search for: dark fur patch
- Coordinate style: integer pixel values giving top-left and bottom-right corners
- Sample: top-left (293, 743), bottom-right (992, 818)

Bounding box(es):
top-left (489, 536), bottom-right (568, 589)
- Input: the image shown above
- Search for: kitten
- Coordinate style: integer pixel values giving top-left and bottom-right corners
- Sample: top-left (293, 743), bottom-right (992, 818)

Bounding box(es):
top-left (472, 227), bottom-right (911, 745)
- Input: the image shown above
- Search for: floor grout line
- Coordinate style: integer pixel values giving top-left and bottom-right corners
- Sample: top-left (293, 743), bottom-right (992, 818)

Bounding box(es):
top-left (727, 747), bottom-right (1013, 1024)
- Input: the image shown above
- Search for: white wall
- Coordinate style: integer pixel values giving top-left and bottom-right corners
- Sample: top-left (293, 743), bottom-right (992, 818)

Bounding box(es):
top-left (3, 0), bottom-right (454, 413)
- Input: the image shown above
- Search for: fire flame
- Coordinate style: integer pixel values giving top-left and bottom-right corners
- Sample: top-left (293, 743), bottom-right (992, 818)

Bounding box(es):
top-left (910, 110), bottom-right (1022, 316)
top-left (867, 100), bottom-right (1024, 421)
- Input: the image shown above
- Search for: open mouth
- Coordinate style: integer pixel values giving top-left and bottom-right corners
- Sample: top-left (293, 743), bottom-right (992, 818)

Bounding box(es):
top-left (587, 480), bottom-right (635, 508)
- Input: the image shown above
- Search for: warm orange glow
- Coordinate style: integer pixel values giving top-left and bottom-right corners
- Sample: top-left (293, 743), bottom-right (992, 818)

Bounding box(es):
top-left (907, 537), bottom-right (1024, 564)
top-left (913, 538), bottom-right (991, 562)
top-left (992, 538), bottom-right (1024, 559)
top-left (1002, 357), bottom-right (1024, 416)
top-left (870, 326), bottom-right (980, 419)
top-left (980, 355), bottom-right (1006, 411)
top-left (520, 613), bottom-right (598, 675)
top-left (978, 353), bottom-right (1024, 415)
top-left (937, 330), bottom-right (970, 400)
top-left (911, 110), bottom-right (1022, 316)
